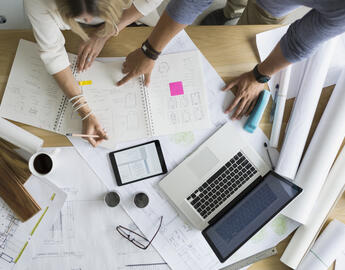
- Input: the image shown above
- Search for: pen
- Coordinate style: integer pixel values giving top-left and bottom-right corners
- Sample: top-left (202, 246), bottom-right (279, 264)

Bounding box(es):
top-left (270, 66), bottom-right (291, 148)
top-left (65, 133), bottom-right (100, 138)
top-left (270, 84), bottom-right (279, 123)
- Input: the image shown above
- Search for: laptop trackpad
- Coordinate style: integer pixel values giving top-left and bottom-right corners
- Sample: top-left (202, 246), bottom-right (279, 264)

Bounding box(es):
top-left (188, 147), bottom-right (219, 179)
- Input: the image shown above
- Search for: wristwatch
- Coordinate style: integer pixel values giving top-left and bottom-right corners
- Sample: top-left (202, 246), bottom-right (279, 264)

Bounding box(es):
top-left (253, 64), bottom-right (271, 83)
top-left (141, 39), bottom-right (161, 60)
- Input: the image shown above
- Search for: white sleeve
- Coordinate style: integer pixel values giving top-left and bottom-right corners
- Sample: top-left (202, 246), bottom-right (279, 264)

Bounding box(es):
top-left (133, 0), bottom-right (163, 16)
top-left (24, 0), bottom-right (70, 75)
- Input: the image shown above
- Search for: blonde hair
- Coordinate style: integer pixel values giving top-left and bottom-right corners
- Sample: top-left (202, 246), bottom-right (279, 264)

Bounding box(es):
top-left (56, 0), bottom-right (132, 41)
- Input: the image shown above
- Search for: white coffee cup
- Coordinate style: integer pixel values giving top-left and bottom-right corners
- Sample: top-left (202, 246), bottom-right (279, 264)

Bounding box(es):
top-left (28, 148), bottom-right (60, 177)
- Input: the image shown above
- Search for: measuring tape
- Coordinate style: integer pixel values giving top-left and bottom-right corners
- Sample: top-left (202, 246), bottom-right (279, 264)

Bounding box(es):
top-left (220, 247), bottom-right (278, 270)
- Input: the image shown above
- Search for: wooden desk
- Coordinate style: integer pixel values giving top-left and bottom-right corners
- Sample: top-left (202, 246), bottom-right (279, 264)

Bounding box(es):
top-left (0, 26), bottom-right (344, 270)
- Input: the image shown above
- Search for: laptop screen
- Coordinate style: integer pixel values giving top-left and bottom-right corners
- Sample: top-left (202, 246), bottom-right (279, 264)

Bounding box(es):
top-left (202, 172), bottom-right (302, 262)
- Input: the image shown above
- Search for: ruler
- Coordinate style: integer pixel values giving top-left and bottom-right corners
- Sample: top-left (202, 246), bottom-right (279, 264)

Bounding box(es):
top-left (221, 247), bottom-right (278, 270)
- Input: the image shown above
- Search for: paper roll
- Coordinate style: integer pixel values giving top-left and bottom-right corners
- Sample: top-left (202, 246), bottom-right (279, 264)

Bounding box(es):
top-left (275, 38), bottom-right (337, 180)
top-left (280, 146), bottom-right (345, 269)
top-left (296, 220), bottom-right (345, 270)
top-left (281, 69), bottom-right (345, 224)
top-left (0, 117), bottom-right (43, 155)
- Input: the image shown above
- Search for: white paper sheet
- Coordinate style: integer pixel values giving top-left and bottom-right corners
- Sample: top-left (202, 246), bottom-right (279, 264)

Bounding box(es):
top-left (69, 31), bottom-right (296, 270)
top-left (335, 250), bottom-right (345, 270)
top-left (0, 117), bottom-right (43, 155)
top-left (0, 40), bottom-right (211, 149)
top-left (71, 136), bottom-right (298, 270)
top-left (280, 146), bottom-right (345, 269)
top-left (256, 26), bottom-right (345, 99)
top-left (0, 176), bottom-right (66, 270)
top-left (78, 50), bottom-right (211, 148)
top-left (28, 147), bottom-right (167, 270)
top-left (281, 69), bottom-right (345, 223)
top-left (296, 219), bottom-right (345, 270)
top-left (0, 40), bottom-right (71, 133)
top-left (274, 38), bottom-right (337, 181)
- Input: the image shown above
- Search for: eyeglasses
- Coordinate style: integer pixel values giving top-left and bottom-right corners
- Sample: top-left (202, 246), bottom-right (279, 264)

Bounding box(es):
top-left (116, 216), bottom-right (163, 250)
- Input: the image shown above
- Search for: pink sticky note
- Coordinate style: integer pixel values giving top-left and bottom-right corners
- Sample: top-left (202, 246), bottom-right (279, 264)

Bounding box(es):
top-left (169, 81), bottom-right (184, 96)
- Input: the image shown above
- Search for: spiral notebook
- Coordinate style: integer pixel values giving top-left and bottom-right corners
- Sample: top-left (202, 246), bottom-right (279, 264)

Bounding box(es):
top-left (0, 39), bottom-right (211, 148)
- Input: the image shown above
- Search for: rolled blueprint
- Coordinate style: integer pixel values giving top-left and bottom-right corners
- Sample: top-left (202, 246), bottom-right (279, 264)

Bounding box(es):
top-left (281, 69), bottom-right (345, 224)
top-left (296, 219), bottom-right (345, 270)
top-left (0, 117), bottom-right (43, 155)
top-left (280, 146), bottom-right (345, 269)
top-left (270, 65), bottom-right (291, 148)
top-left (275, 38), bottom-right (337, 180)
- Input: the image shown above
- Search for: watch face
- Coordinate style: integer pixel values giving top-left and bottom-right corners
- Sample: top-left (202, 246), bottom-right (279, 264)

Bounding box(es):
top-left (258, 76), bottom-right (270, 83)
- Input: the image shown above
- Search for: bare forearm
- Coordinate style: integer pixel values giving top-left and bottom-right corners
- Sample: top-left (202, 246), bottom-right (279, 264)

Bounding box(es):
top-left (147, 11), bottom-right (187, 51)
top-left (53, 67), bottom-right (90, 116)
top-left (117, 4), bottom-right (144, 31)
top-left (257, 42), bottom-right (291, 76)
top-left (117, 11), bottom-right (187, 86)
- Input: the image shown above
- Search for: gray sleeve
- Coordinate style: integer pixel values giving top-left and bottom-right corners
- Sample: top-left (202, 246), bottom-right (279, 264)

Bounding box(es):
top-left (280, 9), bottom-right (345, 62)
top-left (166, 0), bottom-right (212, 25)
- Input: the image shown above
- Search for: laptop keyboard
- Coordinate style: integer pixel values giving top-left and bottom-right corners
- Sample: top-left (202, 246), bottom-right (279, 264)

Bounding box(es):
top-left (186, 152), bottom-right (257, 219)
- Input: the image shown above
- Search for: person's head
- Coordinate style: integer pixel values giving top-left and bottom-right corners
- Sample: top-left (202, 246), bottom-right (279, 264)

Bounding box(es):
top-left (56, 0), bottom-right (131, 40)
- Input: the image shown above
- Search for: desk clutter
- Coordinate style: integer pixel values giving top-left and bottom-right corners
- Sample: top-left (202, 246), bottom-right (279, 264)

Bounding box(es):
top-left (0, 40), bottom-right (211, 149)
top-left (0, 26), bottom-right (344, 270)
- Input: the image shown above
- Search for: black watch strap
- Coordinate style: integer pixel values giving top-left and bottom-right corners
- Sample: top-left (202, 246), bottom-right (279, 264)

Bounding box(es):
top-left (253, 64), bottom-right (271, 83)
top-left (141, 39), bottom-right (161, 60)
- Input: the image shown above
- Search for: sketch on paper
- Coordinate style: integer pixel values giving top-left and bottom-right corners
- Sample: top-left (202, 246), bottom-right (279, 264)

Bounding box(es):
top-left (190, 93), bottom-right (201, 106)
top-left (158, 62), bottom-right (170, 74)
top-left (193, 107), bottom-right (204, 121)
top-left (178, 96), bottom-right (189, 108)
top-left (0, 204), bottom-right (22, 266)
top-left (168, 98), bottom-right (177, 110)
top-left (168, 112), bottom-right (179, 125)
top-left (34, 201), bottom-right (81, 259)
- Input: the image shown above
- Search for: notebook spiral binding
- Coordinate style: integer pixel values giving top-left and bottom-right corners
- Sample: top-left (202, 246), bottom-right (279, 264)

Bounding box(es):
top-left (140, 76), bottom-right (155, 137)
top-left (53, 57), bottom-right (78, 132)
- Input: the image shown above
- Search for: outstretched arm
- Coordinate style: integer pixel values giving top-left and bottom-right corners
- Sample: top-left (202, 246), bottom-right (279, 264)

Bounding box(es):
top-left (53, 67), bottom-right (108, 147)
top-left (117, 11), bottom-right (186, 86)
top-left (224, 41), bottom-right (290, 120)
top-left (78, 4), bottom-right (150, 72)
top-left (225, 5), bottom-right (345, 120)
top-left (117, 0), bottom-right (212, 86)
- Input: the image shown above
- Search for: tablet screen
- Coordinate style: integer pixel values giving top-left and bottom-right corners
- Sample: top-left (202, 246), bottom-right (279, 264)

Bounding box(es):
top-left (109, 141), bottom-right (167, 185)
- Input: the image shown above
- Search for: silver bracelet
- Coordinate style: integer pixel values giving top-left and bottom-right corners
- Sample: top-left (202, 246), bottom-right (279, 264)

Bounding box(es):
top-left (81, 111), bottom-right (93, 121)
top-left (69, 94), bottom-right (84, 103)
top-left (72, 96), bottom-right (85, 108)
top-left (74, 102), bottom-right (88, 112)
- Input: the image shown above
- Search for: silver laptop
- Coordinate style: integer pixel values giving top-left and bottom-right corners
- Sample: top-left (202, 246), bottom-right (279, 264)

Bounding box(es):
top-left (159, 122), bottom-right (271, 230)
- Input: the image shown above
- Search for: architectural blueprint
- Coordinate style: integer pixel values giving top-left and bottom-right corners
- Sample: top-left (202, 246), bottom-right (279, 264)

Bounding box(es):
top-left (69, 31), bottom-right (293, 270)
top-left (28, 148), bottom-right (168, 270)
top-left (0, 176), bottom-right (66, 270)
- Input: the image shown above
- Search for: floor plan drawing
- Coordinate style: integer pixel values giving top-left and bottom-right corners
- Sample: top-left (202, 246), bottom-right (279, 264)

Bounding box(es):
top-left (0, 202), bottom-right (26, 268)
top-left (0, 176), bottom-right (66, 270)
